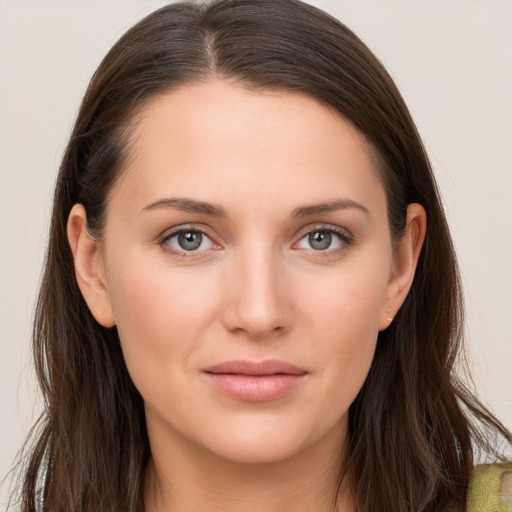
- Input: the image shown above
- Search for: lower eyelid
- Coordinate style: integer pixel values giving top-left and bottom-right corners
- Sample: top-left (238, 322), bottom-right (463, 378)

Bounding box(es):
top-left (160, 228), bottom-right (218, 253)
top-left (159, 225), bottom-right (351, 255)
top-left (298, 233), bottom-right (341, 249)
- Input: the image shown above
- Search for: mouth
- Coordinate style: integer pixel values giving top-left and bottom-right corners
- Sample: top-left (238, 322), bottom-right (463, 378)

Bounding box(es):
top-left (202, 360), bottom-right (308, 402)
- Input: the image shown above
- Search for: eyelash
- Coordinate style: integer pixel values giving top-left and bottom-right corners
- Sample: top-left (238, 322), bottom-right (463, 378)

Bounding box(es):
top-left (159, 226), bottom-right (218, 259)
top-left (159, 224), bottom-right (353, 259)
top-left (294, 225), bottom-right (353, 256)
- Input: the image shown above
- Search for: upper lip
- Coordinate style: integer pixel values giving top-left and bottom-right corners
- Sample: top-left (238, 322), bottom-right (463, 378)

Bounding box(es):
top-left (203, 360), bottom-right (307, 376)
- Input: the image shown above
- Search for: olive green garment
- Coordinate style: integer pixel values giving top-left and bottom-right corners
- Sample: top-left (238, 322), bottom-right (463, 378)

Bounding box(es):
top-left (467, 463), bottom-right (512, 512)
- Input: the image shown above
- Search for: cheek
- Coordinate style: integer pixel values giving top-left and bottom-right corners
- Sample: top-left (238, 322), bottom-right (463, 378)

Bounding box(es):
top-left (105, 255), bottom-right (220, 388)
top-left (296, 261), bottom-right (390, 403)
top-left (302, 259), bottom-right (390, 338)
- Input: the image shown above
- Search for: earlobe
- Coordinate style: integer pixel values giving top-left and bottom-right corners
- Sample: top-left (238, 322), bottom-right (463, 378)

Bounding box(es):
top-left (379, 203), bottom-right (427, 331)
top-left (67, 204), bottom-right (116, 328)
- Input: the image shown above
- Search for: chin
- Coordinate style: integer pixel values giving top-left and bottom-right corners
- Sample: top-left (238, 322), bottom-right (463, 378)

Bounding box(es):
top-left (193, 413), bottom-right (339, 466)
top-left (207, 436), bottom-right (307, 465)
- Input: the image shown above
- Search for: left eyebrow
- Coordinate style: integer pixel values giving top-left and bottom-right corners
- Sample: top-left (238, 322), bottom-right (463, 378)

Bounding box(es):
top-left (291, 199), bottom-right (371, 219)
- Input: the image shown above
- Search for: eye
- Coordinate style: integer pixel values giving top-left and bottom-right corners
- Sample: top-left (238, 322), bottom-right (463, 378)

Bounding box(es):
top-left (296, 229), bottom-right (347, 251)
top-left (164, 229), bottom-right (215, 253)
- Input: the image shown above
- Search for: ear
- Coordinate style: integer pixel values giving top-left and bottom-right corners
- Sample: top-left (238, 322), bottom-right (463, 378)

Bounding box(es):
top-left (67, 204), bottom-right (116, 328)
top-left (379, 203), bottom-right (426, 331)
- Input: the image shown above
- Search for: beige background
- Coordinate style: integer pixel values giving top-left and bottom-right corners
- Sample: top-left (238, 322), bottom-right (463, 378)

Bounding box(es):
top-left (1, 0), bottom-right (511, 506)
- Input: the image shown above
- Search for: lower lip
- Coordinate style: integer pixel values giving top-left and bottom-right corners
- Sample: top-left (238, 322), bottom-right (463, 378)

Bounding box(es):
top-left (203, 373), bottom-right (306, 401)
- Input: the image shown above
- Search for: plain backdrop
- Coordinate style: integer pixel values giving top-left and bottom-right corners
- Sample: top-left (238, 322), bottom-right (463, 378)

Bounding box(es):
top-left (1, 0), bottom-right (511, 506)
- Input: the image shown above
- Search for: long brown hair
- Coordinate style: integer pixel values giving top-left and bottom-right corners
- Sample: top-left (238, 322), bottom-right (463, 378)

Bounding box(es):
top-left (14, 1), bottom-right (511, 511)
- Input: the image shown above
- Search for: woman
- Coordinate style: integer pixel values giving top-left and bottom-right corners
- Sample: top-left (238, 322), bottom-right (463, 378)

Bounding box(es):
top-left (14, 0), bottom-right (511, 511)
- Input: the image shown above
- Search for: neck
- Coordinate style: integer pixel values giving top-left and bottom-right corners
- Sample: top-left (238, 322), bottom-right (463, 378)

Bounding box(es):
top-left (144, 419), bottom-right (356, 512)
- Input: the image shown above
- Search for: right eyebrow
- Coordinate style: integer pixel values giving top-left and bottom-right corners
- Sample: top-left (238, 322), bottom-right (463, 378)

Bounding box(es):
top-left (140, 197), bottom-right (229, 217)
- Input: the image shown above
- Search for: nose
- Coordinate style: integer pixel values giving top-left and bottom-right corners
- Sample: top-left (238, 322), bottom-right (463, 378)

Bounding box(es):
top-left (221, 246), bottom-right (293, 339)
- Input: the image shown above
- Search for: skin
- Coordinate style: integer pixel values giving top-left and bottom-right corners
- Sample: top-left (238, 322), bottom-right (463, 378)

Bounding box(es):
top-left (67, 80), bottom-right (426, 511)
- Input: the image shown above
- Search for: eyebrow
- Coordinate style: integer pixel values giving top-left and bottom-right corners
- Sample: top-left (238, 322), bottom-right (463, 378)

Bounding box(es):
top-left (291, 199), bottom-right (371, 218)
top-left (140, 197), bottom-right (370, 219)
top-left (140, 197), bottom-right (228, 217)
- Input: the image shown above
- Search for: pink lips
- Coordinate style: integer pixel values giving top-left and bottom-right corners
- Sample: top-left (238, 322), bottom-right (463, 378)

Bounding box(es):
top-left (202, 360), bottom-right (307, 402)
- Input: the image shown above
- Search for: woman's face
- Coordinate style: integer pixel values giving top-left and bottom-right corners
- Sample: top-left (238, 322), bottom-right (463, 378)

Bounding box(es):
top-left (71, 80), bottom-right (422, 464)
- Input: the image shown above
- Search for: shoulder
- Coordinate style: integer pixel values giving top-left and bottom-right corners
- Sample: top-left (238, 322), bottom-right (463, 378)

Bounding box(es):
top-left (467, 462), bottom-right (512, 512)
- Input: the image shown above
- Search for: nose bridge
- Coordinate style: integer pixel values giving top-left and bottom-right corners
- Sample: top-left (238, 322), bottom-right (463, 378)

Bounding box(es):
top-left (222, 239), bottom-right (291, 338)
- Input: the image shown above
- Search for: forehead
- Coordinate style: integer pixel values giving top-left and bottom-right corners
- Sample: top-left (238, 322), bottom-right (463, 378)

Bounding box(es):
top-left (111, 79), bottom-right (386, 218)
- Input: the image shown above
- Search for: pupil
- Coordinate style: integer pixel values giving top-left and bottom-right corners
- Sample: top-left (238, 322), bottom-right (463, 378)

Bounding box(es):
top-left (309, 231), bottom-right (331, 250)
top-left (178, 231), bottom-right (202, 250)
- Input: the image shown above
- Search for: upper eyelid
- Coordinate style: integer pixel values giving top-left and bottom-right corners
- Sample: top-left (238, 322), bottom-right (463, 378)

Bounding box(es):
top-left (159, 227), bottom-right (218, 257)
top-left (293, 225), bottom-right (354, 255)
top-left (295, 223), bottom-right (352, 240)
top-left (157, 223), bottom-right (352, 247)
top-left (159, 224), bottom-right (215, 242)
